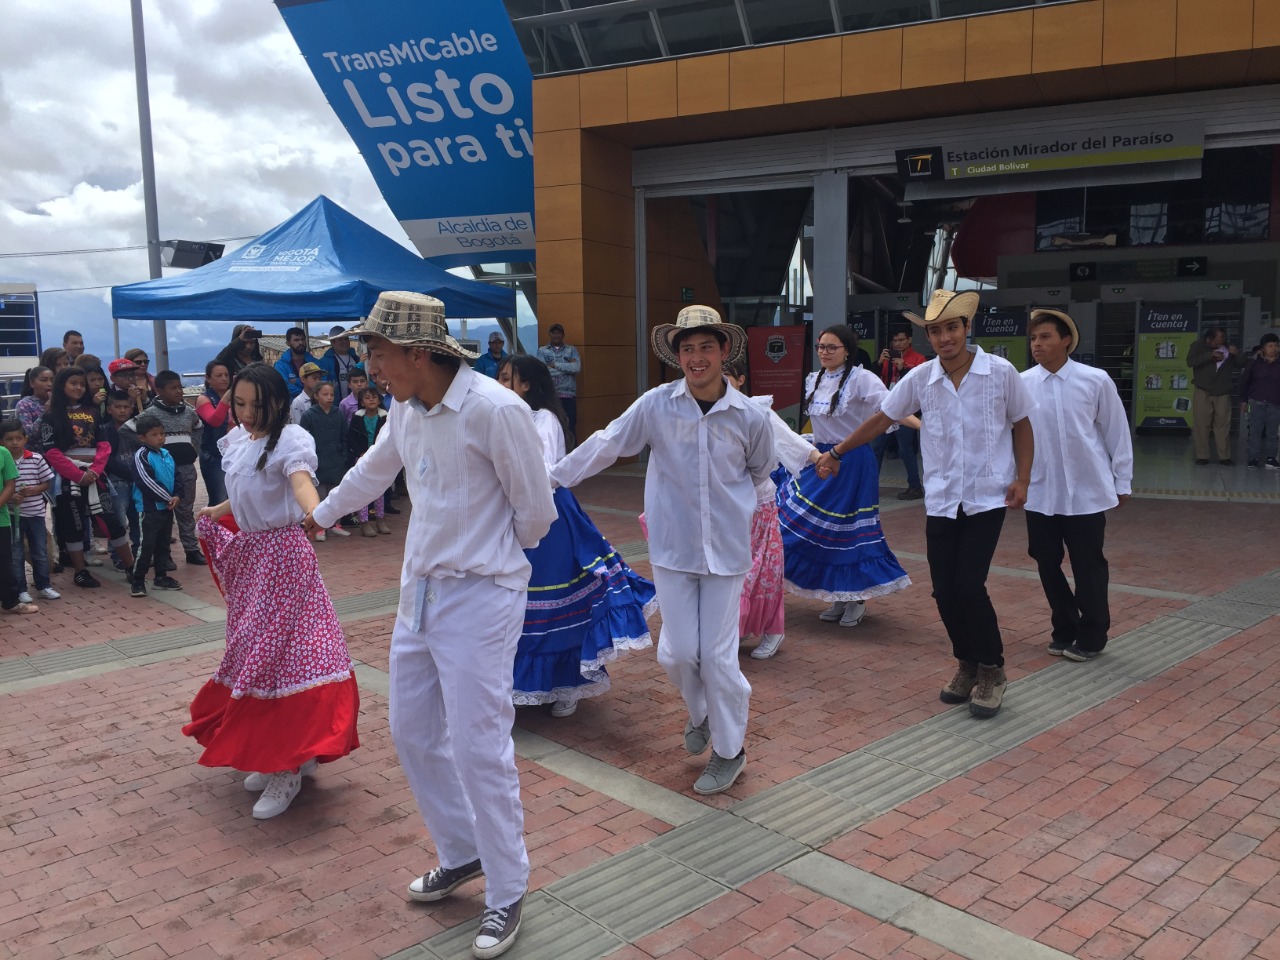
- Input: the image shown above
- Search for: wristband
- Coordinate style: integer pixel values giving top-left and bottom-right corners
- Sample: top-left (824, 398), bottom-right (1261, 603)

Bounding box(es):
top-left (829, 448), bottom-right (842, 462)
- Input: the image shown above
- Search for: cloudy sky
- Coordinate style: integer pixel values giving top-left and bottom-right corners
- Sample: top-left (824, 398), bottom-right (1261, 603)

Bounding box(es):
top-left (1, 1), bottom-right (476, 366)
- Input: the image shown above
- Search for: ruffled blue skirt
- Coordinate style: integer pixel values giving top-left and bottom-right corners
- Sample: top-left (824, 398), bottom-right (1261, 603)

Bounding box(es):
top-left (775, 442), bottom-right (912, 602)
top-left (514, 487), bottom-right (656, 706)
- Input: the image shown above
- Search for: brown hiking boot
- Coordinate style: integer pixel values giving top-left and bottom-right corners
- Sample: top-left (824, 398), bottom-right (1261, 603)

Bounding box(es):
top-left (969, 664), bottom-right (1007, 718)
top-left (940, 661), bottom-right (978, 704)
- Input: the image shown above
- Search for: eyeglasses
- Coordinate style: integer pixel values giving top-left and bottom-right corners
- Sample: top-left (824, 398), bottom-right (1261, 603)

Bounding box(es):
top-left (135, 358), bottom-right (149, 365)
top-left (815, 344), bottom-right (844, 352)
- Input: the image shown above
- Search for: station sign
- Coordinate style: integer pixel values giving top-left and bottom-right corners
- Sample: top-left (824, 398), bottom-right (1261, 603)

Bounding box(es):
top-left (897, 121), bottom-right (1203, 183)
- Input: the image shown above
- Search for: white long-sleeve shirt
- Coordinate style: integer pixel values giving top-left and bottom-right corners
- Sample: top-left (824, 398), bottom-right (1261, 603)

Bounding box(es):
top-left (1021, 359), bottom-right (1133, 516)
top-left (550, 378), bottom-right (775, 576)
top-left (804, 368), bottom-right (892, 445)
top-left (313, 364), bottom-right (557, 609)
top-left (751, 395), bottom-right (817, 502)
top-left (880, 346), bottom-right (1036, 519)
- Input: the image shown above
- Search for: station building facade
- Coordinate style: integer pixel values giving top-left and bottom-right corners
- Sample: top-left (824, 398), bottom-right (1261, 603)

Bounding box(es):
top-left (505, 0), bottom-right (1280, 438)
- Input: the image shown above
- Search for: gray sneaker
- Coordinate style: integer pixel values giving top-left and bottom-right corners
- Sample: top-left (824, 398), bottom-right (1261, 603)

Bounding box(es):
top-left (683, 717), bottom-right (710, 755)
top-left (693, 750), bottom-right (746, 795)
top-left (473, 894), bottom-right (524, 959)
top-left (818, 601), bottom-right (846, 622)
top-left (407, 858), bottom-right (483, 902)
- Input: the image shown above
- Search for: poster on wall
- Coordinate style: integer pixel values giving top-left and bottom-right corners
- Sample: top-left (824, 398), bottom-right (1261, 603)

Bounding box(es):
top-left (973, 307), bottom-right (1029, 371)
top-left (277, 0), bottom-right (535, 266)
top-left (1134, 302), bottom-right (1198, 430)
top-left (847, 310), bottom-right (878, 358)
top-left (747, 326), bottom-right (807, 431)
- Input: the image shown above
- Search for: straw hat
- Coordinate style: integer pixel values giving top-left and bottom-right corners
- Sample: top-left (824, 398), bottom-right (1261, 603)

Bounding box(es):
top-left (651, 305), bottom-right (747, 370)
top-left (1029, 308), bottom-right (1080, 354)
top-left (340, 291), bottom-right (479, 361)
top-left (902, 290), bottom-right (981, 328)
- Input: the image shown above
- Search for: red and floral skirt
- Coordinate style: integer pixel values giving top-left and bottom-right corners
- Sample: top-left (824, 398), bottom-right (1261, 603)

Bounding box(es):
top-left (184, 516), bottom-right (360, 773)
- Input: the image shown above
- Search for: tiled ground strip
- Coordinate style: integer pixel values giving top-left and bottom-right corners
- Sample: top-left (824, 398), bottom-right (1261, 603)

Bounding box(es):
top-left (379, 571), bottom-right (1279, 960)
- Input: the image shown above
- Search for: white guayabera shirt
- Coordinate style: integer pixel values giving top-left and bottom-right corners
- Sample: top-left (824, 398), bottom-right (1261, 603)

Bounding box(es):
top-left (880, 345), bottom-right (1036, 519)
top-left (1020, 359), bottom-right (1133, 516)
top-left (551, 378), bottom-right (775, 576)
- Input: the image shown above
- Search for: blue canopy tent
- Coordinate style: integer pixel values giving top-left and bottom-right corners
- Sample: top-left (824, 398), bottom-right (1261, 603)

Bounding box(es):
top-left (111, 195), bottom-right (514, 322)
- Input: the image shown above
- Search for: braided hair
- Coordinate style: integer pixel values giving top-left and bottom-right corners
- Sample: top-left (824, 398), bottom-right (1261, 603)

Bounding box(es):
top-left (229, 362), bottom-right (291, 471)
top-left (500, 354), bottom-right (574, 452)
top-left (805, 325), bottom-right (859, 418)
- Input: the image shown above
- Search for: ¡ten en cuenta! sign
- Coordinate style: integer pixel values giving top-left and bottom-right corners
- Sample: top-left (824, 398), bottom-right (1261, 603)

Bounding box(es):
top-left (897, 121), bottom-right (1203, 183)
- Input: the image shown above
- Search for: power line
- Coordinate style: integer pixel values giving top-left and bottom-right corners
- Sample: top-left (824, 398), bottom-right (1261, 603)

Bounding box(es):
top-left (0, 235), bottom-right (256, 260)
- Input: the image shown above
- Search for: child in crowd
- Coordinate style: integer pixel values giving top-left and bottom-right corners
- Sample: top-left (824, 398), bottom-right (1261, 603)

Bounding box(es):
top-left (3, 420), bottom-right (57, 604)
top-left (102, 390), bottom-right (142, 563)
top-left (150, 371), bottom-right (204, 566)
top-left (499, 356), bottom-right (655, 717)
top-left (15, 366), bottom-right (54, 442)
top-left (38, 367), bottom-right (136, 588)
top-left (130, 414), bottom-right (183, 597)
top-left (289, 362), bottom-right (325, 425)
top-left (83, 365), bottom-right (109, 419)
top-left (1, 424), bottom-right (40, 615)
top-left (346, 386), bottom-right (389, 536)
top-left (338, 368), bottom-right (368, 424)
top-left (191, 363), bottom-right (359, 820)
top-left (721, 363), bottom-right (822, 660)
top-left (301, 381), bottom-right (350, 541)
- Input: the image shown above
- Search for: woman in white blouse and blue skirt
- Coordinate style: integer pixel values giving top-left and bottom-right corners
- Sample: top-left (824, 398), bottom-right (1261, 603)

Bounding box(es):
top-left (776, 325), bottom-right (913, 626)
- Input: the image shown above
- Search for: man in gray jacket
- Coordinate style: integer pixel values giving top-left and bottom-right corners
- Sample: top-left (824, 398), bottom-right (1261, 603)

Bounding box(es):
top-left (1187, 326), bottom-right (1245, 465)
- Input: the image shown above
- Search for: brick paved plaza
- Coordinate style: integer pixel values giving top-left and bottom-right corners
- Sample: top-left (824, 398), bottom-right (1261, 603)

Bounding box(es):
top-left (2, 466), bottom-right (1279, 960)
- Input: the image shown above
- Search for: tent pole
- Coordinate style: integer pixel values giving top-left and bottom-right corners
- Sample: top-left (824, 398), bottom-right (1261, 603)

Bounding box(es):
top-left (131, 0), bottom-right (167, 370)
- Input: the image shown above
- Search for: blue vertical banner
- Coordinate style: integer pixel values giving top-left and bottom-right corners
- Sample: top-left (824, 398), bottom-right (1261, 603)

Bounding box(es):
top-left (277, 0), bottom-right (535, 267)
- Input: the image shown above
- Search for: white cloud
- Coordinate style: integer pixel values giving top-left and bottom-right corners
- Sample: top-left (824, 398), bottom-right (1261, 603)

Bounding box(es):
top-left (1, 0), bottom-right (404, 359)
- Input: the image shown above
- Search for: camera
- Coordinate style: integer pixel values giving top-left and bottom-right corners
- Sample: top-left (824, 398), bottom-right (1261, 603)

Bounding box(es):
top-left (244, 328), bottom-right (263, 339)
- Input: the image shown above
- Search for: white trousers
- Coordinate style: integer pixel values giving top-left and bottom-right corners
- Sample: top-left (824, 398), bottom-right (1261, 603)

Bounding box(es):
top-left (651, 566), bottom-right (751, 759)
top-left (388, 573), bottom-right (528, 908)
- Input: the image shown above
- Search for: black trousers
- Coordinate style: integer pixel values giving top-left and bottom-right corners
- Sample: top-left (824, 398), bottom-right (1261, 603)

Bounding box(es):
top-left (925, 506), bottom-right (1006, 667)
top-left (0, 525), bottom-right (18, 609)
top-left (1025, 510), bottom-right (1110, 653)
top-left (133, 510), bottom-right (174, 583)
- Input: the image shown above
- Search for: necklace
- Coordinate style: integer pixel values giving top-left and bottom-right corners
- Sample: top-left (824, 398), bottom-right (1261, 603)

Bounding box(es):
top-left (942, 351), bottom-right (974, 384)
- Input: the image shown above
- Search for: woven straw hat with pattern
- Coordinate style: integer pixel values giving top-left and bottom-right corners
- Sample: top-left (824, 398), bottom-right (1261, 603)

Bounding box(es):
top-left (339, 291), bottom-right (479, 361)
top-left (651, 305), bottom-right (747, 370)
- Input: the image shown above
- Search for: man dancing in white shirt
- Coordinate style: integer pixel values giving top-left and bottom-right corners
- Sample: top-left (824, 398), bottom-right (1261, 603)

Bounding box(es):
top-left (816, 291), bottom-right (1035, 719)
top-left (306, 292), bottom-right (555, 960)
top-left (551, 306), bottom-right (774, 795)
top-left (1022, 309), bottom-right (1132, 662)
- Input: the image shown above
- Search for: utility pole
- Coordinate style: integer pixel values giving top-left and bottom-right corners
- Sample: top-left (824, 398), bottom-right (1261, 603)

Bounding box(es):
top-left (130, 0), bottom-right (168, 370)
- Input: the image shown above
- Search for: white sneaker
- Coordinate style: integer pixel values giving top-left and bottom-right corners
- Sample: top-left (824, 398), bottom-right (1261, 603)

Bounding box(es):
top-left (314, 530), bottom-right (326, 542)
top-left (751, 633), bottom-right (784, 659)
top-left (36, 588), bottom-right (61, 600)
top-left (550, 699), bottom-right (578, 718)
top-left (819, 601), bottom-right (846, 622)
top-left (251, 770), bottom-right (303, 819)
top-left (840, 601), bottom-right (866, 627)
top-left (245, 758), bottom-right (317, 792)
top-left (329, 525), bottom-right (351, 537)
top-left (83, 555), bottom-right (104, 567)
top-left (93, 541), bottom-right (109, 555)
top-left (17, 592), bottom-right (33, 605)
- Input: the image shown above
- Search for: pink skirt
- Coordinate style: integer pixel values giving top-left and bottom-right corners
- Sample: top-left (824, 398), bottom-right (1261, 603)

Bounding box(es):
top-left (184, 517), bottom-right (359, 772)
top-left (739, 500), bottom-right (786, 638)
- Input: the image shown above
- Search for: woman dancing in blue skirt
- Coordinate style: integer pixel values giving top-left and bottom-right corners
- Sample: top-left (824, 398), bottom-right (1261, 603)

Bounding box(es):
top-left (499, 355), bottom-right (656, 717)
top-left (776, 325), bottom-right (913, 627)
